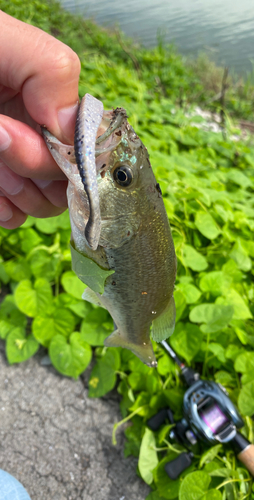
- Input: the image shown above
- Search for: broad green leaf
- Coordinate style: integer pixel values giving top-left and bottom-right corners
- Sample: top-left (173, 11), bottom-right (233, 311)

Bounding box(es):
top-left (157, 353), bottom-right (175, 376)
top-left (234, 352), bottom-right (254, 384)
top-left (238, 381), bottom-right (254, 416)
top-left (138, 428), bottom-right (158, 484)
top-left (0, 296), bottom-right (27, 340)
top-left (49, 332), bottom-right (92, 379)
top-left (170, 322), bottom-right (203, 363)
top-left (6, 328), bottom-right (39, 364)
top-left (61, 270), bottom-right (86, 299)
top-left (179, 471), bottom-right (211, 500)
top-left (216, 290), bottom-right (252, 320)
top-left (128, 372), bottom-right (147, 392)
top-left (208, 343), bottom-right (226, 363)
top-left (181, 244), bottom-right (208, 271)
top-left (214, 371), bottom-right (235, 387)
top-left (227, 170), bottom-right (252, 188)
top-left (203, 491), bottom-right (222, 500)
top-left (229, 240), bottom-right (252, 272)
top-left (35, 216), bottom-right (59, 234)
top-left (29, 249), bottom-right (60, 281)
top-left (32, 308), bottom-right (76, 347)
top-left (70, 243), bottom-right (114, 294)
top-left (4, 259), bottom-right (31, 281)
top-left (199, 271), bottom-right (232, 296)
top-left (199, 445), bottom-right (222, 467)
top-left (195, 212), bottom-right (221, 240)
top-left (20, 227), bottom-right (42, 253)
top-left (190, 303), bottom-right (234, 332)
top-left (88, 348), bottom-right (120, 397)
top-left (177, 283), bottom-right (201, 304)
top-left (14, 278), bottom-right (52, 317)
top-left (80, 308), bottom-right (113, 346)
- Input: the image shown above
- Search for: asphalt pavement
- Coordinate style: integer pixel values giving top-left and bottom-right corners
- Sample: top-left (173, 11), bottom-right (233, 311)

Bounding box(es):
top-left (0, 341), bottom-right (149, 500)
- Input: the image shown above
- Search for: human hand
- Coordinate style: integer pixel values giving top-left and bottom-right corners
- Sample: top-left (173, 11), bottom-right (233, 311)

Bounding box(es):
top-left (0, 11), bottom-right (81, 229)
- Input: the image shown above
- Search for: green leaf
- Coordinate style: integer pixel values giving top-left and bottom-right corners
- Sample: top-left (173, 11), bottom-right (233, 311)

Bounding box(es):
top-left (234, 352), bottom-right (254, 384)
top-left (208, 343), bottom-right (226, 363)
top-left (29, 249), bottom-right (60, 281)
top-left (49, 332), bottom-right (92, 378)
top-left (61, 270), bottom-right (86, 299)
top-left (200, 445), bottom-right (222, 468)
top-left (174, 290), bottom-right (186, 322)
top-left (0, 262), bottom-right (9, 284)
top-left (88, 348), bottom-right (120, 397)
top-left (32, 308), bottom-right (76, 347)
top-left (177, 283), bottom-right (201, 304)
top-left (14, 278), bottom-right (52, 317)
top-left (179, 471), bottom-right (211, 500)
top-left (0, 296), bottom-right (27, 340)
top-left (138, 428), bottom-right (158, 484)
top-left (229, 240), bottom-right (252, 272)
top-left (20, 227), bottom-right (42, 253)
top-left (70, 243), bottom-right (114, 294)
top-left (190, 303), bottom-right (234, 332)
top-left (6, 328), bottom-right (39, 364)
top-left (199, 271), bottom-right (232, 296)
top-left (238, 381), bottom-right (254, 416)
top-left (80, 308), bottom-right (113, 346)
top-left (216, 290), bottom-right (252, 320)
top-left (214, 371), bottom-right (235, 387)
top-left (203, 491), bottom-right (222, 500)
top-left (170, 322), bottom-right (203, 363)
top-left (35, 213), bottom-right (70, 233)
top-left (181, 244), bottom-right (208, 271)
top-left (4, 258), bottom-right (31, 281)
top-left (195, 212), bottom-right (221, 240)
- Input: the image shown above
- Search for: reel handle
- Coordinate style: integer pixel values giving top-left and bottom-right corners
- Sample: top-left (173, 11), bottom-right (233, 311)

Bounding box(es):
top-left (165, 452), bottom-right (193, 480)
top-left (232, 433), bottom-right (254, 476)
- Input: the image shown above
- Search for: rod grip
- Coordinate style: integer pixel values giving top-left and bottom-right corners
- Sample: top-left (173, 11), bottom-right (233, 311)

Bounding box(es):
top-left (237, 445), bottom-right (254, 476)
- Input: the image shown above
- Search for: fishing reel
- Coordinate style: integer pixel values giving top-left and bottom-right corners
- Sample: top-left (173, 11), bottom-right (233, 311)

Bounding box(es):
top-left (147, 341), bottom-right (254, 479)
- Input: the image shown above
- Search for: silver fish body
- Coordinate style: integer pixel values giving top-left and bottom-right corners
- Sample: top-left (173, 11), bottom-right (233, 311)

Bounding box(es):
top-left (42, 94), bottom-right (177, 367)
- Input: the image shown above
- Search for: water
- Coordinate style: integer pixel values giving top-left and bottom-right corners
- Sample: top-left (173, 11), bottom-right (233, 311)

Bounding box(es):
top-left (60, 0), bottom-right (254, 76)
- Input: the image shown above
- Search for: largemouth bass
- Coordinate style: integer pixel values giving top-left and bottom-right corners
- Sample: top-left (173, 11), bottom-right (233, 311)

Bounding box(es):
top-left (42, 94), bottom-right (177, 367)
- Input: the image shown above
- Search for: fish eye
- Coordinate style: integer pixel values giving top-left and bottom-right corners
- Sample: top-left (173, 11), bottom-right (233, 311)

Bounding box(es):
top-left (113, 165), bottom-right (133, 187)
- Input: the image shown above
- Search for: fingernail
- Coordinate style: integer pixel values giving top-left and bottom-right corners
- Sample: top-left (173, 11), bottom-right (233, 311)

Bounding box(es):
top-left (0, 201), bottom-right (13, 221)
top-left (0, 125), bottom-right (11, 152)
top-left (33, 179), bottom-right (52, 189)
top-left (58, 102), bottom-right (79, 140)
top-left (0, 163), bottom-right (24, 195)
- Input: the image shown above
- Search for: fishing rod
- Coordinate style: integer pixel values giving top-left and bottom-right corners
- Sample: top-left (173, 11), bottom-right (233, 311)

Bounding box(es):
top-left (147, 340), bottom-right (254, 479)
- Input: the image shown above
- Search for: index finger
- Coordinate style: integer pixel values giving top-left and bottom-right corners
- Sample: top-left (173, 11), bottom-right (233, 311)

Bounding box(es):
top-left (0, 11), bottom-right (80, 142)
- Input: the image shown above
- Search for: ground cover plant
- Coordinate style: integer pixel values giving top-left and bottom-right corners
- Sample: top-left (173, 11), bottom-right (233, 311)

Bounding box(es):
top-left (1, 0), bottom-right (254, 498)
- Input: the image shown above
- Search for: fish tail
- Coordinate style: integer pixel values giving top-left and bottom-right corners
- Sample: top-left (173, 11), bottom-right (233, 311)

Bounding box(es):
top-left (104, 329), bottom-right (157, 367)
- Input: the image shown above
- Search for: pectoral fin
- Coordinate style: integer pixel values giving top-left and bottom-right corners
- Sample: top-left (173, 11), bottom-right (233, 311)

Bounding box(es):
top-left (82, 287), bottom-right (106, 309)
top-left (151, 295), bottom-right (176, 342)
top-left (104, 329), bottom-right (157, 367)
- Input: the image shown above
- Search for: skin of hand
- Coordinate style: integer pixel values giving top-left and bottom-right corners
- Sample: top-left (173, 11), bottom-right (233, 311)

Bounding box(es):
top-left (0, 10), bottom-right (81, 229)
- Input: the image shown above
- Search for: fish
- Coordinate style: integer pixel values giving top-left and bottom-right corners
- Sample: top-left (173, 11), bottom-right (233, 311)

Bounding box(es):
top-left (42, 94), bottom-right (177, 367)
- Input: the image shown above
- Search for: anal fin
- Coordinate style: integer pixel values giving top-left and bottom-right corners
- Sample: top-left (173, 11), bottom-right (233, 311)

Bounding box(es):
top-left (82, 287), bottom-right (106, 309)
top-left (104, 329), bottom-right (157, 367)
top-left (151, 295), bottom-right (176, 342)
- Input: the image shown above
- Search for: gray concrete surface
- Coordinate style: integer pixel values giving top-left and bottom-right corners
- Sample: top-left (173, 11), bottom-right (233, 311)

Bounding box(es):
top-left (0, 341), bottom-right (150, 500)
